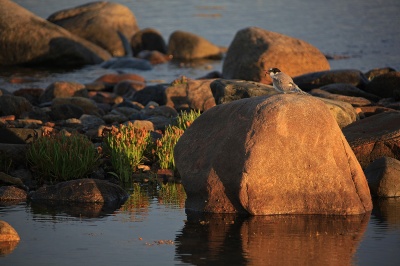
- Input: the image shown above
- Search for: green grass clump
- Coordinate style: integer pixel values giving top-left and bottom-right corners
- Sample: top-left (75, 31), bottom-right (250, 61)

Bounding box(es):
top-left (155, 126), bottom-right (184, 170)
top-left (103, 123), bottom-right (151, 182)
top-left (27, 131), bottom-right (100, 184)
top-left (175, 109), bottom-right (201, 131)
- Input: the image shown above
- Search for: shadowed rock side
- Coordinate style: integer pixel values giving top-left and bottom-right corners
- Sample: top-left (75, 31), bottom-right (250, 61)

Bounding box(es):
top-left (174, 94), bottom-right (372, 215)
top-left (0, 0), bottom-right (111, 66)
top-left (175, 212), bottom-right (369, 266)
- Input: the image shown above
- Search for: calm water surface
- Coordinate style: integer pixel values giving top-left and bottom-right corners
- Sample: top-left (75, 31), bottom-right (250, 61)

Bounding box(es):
top-left (1, 1), bottom-right (400, 265)
top-left (1, 0), bottom-right (399, 92)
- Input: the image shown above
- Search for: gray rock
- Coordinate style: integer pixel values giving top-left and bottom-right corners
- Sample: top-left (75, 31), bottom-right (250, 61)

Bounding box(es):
top-left (131, 27), bottom-right (167, 56)
top-left (0, 95), bottom-right (33, 118)
top-left (310, 89), bottom-right (373, 107)
top-left (365, 157), bottom-right (400, 197)
top-left (364, 71), bottom-right (400, 99)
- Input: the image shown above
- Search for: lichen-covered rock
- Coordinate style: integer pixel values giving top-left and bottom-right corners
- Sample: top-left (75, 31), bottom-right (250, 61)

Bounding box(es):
top-left (175, 94), bottom-right (372, 215)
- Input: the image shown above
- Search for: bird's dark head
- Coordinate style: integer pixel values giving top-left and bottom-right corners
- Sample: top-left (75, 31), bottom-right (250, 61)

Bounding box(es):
top-left (268, 68), bottom-right (281, 74)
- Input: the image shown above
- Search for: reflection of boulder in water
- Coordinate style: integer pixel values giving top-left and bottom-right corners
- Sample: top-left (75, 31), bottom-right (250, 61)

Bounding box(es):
top-left (372, 198), bottom-right (400, 229)
top-left (176, 211), bottom-right (369, 265)
top-left (30, 200), bottom-right (124, 218)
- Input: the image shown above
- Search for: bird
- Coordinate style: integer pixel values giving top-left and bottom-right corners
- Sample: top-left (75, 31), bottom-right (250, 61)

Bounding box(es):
top-left (266, 68), bottom-right (309, 95)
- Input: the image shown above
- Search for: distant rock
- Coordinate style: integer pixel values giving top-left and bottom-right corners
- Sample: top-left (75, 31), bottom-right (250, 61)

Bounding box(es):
top-left (39, 81), bottom-right (88, 103)
top-left (222, 27), bottom-right (330, 84)
top-left (0, 0), bottom-right (111, 66)
top-left (310, 89), bottom-right (373, 107)
top-left (168, 30), bottom-right (223, 60)
top-left (48, 1), bottom-right (139, 57)
top-left (101, 57), bottom-right (152, 70)
top-left (364, 67), bottom-right (396, 81)
top-left (52, 97), bottom-right (100, 115)
top-left (316, 83), bottom-right (380, 102)
top-left (0, 95), bottom-right (33, 118)
top-left (175, 94), bottom-right (372, 215)
top-left (131, 28), bottom-right (168, 56)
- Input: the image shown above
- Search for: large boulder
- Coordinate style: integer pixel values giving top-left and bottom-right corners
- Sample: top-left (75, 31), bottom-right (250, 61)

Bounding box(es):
top-left (47, 1), bottom-right (139, 57)
top-left (0, 95), bottom-right (33, 118)
top-left (174, 94), bottom-right (372, 215)
top-left (343, 111), bottom-right (400, 168)
top-left (222, 27), bottom-right (330, 84)
top-left (0, 0), bottom-right (111, 66)
top-left (168, 30), bottom-right (223, 60)
top-left (131, 28), bottom-right (167, 56)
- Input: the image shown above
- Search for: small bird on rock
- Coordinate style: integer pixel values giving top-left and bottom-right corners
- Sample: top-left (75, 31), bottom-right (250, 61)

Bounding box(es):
top-left (266, 68), bottom-right (309, 95)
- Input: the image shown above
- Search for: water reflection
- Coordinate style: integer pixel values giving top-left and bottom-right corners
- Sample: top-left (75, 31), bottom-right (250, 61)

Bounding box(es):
top-left (176, 212), bottom-right (370, 265)
top-left (371, 197), bottom-right (400, 230)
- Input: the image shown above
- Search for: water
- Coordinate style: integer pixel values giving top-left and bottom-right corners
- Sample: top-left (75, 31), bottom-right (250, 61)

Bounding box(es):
top-left (1, 0), bottom-right (399, 92)
top-left (1, 195), bottom-right (400, 265)
top-left (1, 1), bottom-right (400, 265)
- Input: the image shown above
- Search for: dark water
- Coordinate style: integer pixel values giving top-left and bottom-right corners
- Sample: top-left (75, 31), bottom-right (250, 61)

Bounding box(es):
top-left (1, 194), bottom-right (400, 265)
top-left (1, 1), bottom-right (400, 265)
top-left (1, 0), bottom-right (400, 92)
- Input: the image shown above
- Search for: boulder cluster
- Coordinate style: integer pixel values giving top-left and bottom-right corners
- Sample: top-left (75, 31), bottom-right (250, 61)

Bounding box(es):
top-left (0, 1), bottom-right (399, 216)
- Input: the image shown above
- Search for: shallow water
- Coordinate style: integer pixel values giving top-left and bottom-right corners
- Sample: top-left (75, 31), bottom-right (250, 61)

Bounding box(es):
top-left (1, 193), bottom-right (400, 265)
top-left (1, 0), bottom-right (399, 92)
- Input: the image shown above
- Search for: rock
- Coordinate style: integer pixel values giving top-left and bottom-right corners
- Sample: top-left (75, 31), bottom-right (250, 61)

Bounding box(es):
top-left (0, 172), bottom-right (25, 189)
top-left (210, 79), bottom-right (277, 104)
top-left (0, 0), bottom-right (110, 66)
top-left (316, 83), bottom-right (380, 102)
top-left (113, 80), bottom-right (146, 98)
top-left (29, 178), bottom-right (129, 203)
top-left (364, 72), bottom-right (400, 99)
top-left (165, 77), bottom-right (216, 111)
top-left (125, 120), bottom-right (154, 131)
top-left (310, 89), bottom-right (373, 107)
top-left (222, 27), bottom-right (330, 84)
top-left (49, 104), bottom-right (84, 121)
top-left (168, 30), bottom-right (223, 60)
top-left (0, 220), bottom-right (20, 241)
top-left (131, 84), bottom-right (167, 106)
top-left (52, 97), bottom-right (100, 115)
top-left (293, 69), bottom-right (370, 91)
top-left (13, 88), bottom-right (44, 106)
top-left (95, 73), bottom-right (145, 85)
top-left (343, 111), bottom-right (400, 168)
top-left (364, 67), bottom-right (396, 81)
top-left (358, 106), bottom-right (394, 117)
top-left (101, 57), bottom-right (152, 70)
top-left (0, 144), bottom-right (28, 166)
top-left (0, 128), bottom-right (41, 144)
top-left (145, 116), bottom-right (173, 130)
top-left (140, 105), bottom-right (178, 118)
top-left (0, 186), bottom-right (27, 201)
top-left (47, 1), bottom-right (139, 57)
top-left (364, 157), bottom-right (400, 197)
top-left (174, 94), bottom-right (372, 215)
top-left (39, 81), bottom-right (88, 103)
top-left (137, 50), bottom-right (171, 65)
top-left (131, 28), bottom-right (168, 56)
top-left (0, 95), bottom-right (33, 118)
top-left (79, 114), bottom-right (105, 131)
top-left (102, 113), bottom-right (128, 124)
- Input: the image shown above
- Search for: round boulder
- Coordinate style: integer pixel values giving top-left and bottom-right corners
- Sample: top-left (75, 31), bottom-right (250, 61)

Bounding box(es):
top-left (0, 0), bottom-right (110, 66)
top-left (222, 27), bottom-right (330, 84)
top-left (47, 1), bottom-right (139, 57)
top-left (131, 28), bottom-right (167, 56)
top-left (174, 94), bottom-right (372, 215)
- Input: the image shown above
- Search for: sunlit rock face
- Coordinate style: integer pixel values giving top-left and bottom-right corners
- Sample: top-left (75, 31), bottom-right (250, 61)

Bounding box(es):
top-left (175, 94), bottom-right (372, 215)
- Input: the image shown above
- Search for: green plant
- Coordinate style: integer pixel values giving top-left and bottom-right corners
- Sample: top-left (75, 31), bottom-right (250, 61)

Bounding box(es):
top-left (103, 123), bottom-right (151, 182)
top-left (175, 109), bottom-right (201, 131)
top-left (155, 126), bottom-right (184, 170)
top-left (26, 131), bottom-right (100, 184)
